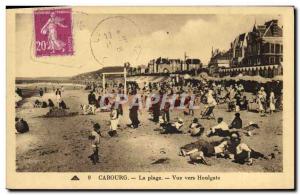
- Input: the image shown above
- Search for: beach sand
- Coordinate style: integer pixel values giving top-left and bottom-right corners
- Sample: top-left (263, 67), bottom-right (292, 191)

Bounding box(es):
top-left (15, 89), bottom-right (282, 172)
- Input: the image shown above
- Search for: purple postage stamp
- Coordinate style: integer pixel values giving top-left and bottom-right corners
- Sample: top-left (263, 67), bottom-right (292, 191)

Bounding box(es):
top-left (34, 8), bottom-right (73, 57)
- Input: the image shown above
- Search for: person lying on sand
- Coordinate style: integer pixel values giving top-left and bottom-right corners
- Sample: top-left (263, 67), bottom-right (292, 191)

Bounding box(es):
top-left (180, 138), bottom-right (230, 166)
top-left (243, 121), bottom-right (259, 136)
top-left (160, 118), bottom-right (184, 134)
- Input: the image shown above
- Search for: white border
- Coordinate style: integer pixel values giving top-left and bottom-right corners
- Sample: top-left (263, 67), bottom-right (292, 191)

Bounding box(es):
top-left (1, 0), bottom-right (299, 194)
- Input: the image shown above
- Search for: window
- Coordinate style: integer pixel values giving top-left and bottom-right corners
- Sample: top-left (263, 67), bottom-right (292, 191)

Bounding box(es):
top-left (275, 44), bottom-right (280, 53)
top-left (264, 43), bottom-right (269, 53)
top-left (271, 44), bottom-right (275, 53)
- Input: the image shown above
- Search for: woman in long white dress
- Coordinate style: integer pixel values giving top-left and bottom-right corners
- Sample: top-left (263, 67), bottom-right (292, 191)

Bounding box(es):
top-left (257, 87), bottom-right (267, 116)
top-left (269, 91), bottom-right (276, 114)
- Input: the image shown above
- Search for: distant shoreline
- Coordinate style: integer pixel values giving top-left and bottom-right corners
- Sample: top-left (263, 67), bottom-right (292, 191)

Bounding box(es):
top-left (16, 77), bottom-right (72, 84)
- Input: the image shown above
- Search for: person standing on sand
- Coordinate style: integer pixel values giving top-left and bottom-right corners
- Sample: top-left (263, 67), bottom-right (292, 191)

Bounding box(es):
top-left (88, 123), bottom-right (102, 164)
top-left (39, 88), bottom-right (44, 97)
top-left (109, 105), bottom-right (119, 137)
top-left (55, 88), bottom-right (62, 105)
top-left (152, 89), bottom-right (161, 123)
top-left (129, 98), bottom-right (141, 129)
top-left (88, 91), bottom-right (96, 105)
top-left (162, 97), bottom-right (171, 123)
top-left (269, 90), bottom-right (276, 114)
top-left (257, 87), bottom-right (267, 116)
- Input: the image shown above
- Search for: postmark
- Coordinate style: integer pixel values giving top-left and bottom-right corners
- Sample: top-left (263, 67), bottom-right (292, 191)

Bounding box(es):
top-left (90, 16), bottom-right (142, 66)
top-left (34, 8), bottom-right (73, 57)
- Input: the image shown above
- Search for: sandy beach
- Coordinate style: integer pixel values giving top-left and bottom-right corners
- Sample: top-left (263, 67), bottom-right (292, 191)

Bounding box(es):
top-left (15, 88), bottom-right (282, 172)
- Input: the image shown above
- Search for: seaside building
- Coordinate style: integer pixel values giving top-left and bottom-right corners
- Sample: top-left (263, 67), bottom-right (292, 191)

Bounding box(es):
top-left (136, 55), bottom-right (202, 75)
top-left (215, 19), bottom-right (283, 78)
top-left (208, 48), bottom-right (232, 77)
top-left (186, 58), bottom-right (202, 71)
top-left (230, 33), bottom-right (248, 67)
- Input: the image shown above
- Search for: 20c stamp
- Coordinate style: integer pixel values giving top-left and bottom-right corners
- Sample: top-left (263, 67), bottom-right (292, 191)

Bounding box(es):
top-left (34, 8), bottom-right (73, 57)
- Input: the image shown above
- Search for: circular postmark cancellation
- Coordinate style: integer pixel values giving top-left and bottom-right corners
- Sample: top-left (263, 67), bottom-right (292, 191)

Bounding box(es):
top-left (90, 16), bottom-right (142, 67)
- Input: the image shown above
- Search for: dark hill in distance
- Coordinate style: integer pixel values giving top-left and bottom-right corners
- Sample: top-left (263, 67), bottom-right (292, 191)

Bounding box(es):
top-left (16, 66), bottom-right (125, 83)
top-left (71, 66), bottom-right (125, 81)
top-left (16, 76), bottom-right (71, 84)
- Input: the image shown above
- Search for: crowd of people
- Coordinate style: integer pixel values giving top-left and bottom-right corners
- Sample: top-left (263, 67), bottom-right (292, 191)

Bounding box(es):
top-left (15, 76), bottom-right (282, 166)
top-left (83, 77), bottom-right (281, 165)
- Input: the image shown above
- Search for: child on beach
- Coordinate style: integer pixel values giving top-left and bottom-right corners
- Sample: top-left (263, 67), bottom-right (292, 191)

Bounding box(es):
top-left (108, 106), bottom-right (119, 137)
top-left (88, 123), bottom-right (102, 164)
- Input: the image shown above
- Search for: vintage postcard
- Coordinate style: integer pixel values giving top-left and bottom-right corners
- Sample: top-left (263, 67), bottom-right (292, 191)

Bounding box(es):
top-left (6, 6), bottom-right (295, 189)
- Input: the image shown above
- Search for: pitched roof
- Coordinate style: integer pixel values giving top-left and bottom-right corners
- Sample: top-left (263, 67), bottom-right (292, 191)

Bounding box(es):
top-left (186, 59), bottom-right (201, 64)
top-left (156, 57), bottom-right (170, 65)
top-left (263, 20), bottom-right (282, 37)
top-left (252, 20), bottom-right (282, 38)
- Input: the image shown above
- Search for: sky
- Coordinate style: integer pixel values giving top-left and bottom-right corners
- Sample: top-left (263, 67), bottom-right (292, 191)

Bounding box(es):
top-left (15, 12), bottom-right (281, 77)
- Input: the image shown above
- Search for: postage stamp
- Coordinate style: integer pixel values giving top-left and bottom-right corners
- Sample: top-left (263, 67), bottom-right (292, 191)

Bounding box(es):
top-left (34, 8), bottom-right (73, 57)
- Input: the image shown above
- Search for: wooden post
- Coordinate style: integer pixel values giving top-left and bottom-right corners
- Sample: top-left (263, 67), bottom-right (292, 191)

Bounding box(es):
top-left (124, 67), bottom-right (127, 94)
top-left (102, 74), bottom-right (105, 93)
